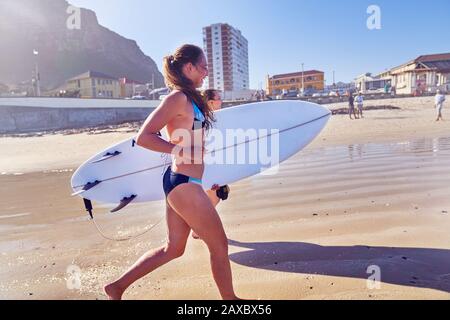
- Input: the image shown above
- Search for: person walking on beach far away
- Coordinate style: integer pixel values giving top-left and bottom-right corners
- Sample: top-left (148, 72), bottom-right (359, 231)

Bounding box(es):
top-left (348, 91), bottom-right (358, 120)
top-left (104, 44), bottom-right (242, 300)
top-left (355, 92), bottom-right (364, 119)
top-left (390, 85), bottom-right (396, 97)
top-left (435, 89), bottom-right (446, 122)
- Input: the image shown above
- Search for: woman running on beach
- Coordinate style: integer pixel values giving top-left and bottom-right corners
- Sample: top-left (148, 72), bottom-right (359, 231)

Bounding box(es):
top-left (104, 44), bottom-right (241, 300)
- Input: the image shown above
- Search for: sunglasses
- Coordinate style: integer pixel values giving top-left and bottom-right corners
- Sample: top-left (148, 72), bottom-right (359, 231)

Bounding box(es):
top-left (195, 64), bottom-right (208, 73)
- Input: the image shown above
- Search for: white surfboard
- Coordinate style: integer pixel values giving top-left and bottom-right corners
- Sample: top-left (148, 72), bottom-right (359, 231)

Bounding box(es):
top-left (71, 101), bottom-right (331, 211)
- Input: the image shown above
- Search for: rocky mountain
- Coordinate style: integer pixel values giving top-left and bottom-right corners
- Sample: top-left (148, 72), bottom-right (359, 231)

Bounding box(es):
top-left (0, 0), bottom-right (164, 91)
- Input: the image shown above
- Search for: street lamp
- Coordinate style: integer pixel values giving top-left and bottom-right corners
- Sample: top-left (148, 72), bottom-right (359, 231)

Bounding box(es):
top-left (33, 49), bottom-right (41, 97)
top-left (301, 63), bottom-right (304, 95)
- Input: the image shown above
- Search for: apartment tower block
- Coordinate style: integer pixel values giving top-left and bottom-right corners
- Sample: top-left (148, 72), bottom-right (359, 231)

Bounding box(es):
top-left (203, 23), bottom-right (250, 92)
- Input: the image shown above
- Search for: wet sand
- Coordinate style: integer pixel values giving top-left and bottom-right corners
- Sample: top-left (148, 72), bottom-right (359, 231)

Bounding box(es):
top-left (0, 96), bottom-right (449, 300)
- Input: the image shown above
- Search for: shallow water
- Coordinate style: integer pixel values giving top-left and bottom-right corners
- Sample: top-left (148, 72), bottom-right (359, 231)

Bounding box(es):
top-left (0, 135), bottom-right (449, 232)
top-left (246, 135), bottom-right (450, 184)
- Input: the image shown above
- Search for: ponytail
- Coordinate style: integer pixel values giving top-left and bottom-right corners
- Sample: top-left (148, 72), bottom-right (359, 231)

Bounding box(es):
top-left (163, 45), bottom-right (215, 130)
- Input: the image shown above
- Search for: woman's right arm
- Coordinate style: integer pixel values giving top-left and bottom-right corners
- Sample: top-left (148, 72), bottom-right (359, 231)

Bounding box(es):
top-left (136, 92), bottom-right (187, 154)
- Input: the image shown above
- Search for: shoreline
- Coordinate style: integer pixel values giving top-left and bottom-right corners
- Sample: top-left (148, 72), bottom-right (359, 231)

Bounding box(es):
top-left (0, 104), bottom-right (400, 139)
top-left (1, 96), bottom-right (450, 175)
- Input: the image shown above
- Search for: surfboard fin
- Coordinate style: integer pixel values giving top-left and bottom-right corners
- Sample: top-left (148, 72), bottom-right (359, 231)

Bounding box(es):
top-left (71, 180), bottom-right (102, 196)
top-left (110, 195), bottom-right (137, 213)
top-left (92, 151), bottom-right (122, 164)
top-left (83, 198), bottom-right (94, 219)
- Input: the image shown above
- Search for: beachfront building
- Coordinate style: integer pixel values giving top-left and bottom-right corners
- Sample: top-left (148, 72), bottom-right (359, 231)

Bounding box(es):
top-left (354, 72), bottom-right (392, 94)
top-left (359, 53), bottom-right (450, 95)
top-left (266, 70), bottom-right (325, 96)
top-left (66, 71), bottom-right (120, 99)
top-left (203, 23), bottom-right (250, 93)
top-left (387, 53), bottom-right (450, 95)
top-left (119, 77), bottom-right (144, 98)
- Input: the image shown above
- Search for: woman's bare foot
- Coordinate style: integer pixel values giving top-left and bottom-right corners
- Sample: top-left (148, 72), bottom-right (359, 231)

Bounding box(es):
top-left (104, 282), bottom-right (125, 300)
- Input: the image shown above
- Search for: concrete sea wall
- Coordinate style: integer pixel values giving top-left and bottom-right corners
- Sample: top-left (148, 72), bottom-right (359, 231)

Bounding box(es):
top-left (0, 98), bottom-right (159, 134)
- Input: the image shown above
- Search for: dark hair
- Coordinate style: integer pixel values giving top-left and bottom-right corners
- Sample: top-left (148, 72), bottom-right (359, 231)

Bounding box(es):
top-left (201, 89), bottom-right (220, 103)
top-left (163, 44), bottom-right (215, 130)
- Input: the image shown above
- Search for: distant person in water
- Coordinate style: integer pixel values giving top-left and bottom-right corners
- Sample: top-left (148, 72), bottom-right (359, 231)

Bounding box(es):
top-left (435, 89), bottom-right (446, 122)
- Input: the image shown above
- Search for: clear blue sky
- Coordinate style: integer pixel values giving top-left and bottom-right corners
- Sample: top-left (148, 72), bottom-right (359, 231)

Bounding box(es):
top-left (70, 0), bottom-right (450, 89)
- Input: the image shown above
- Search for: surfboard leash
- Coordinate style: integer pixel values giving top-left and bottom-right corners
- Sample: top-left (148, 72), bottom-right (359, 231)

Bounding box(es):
top-left (83, 198), bottom-right (165, 242)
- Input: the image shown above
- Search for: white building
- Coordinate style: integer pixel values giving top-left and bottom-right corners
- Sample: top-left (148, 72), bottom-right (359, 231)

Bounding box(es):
top-left (354, 73), bottom-right (391, 94)
top-left (389, 53), bottom-right (450, 95)
top-left (203, 23), bottom-right (250, 92)
top-left (356, 53), bottom-right (450, 95)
